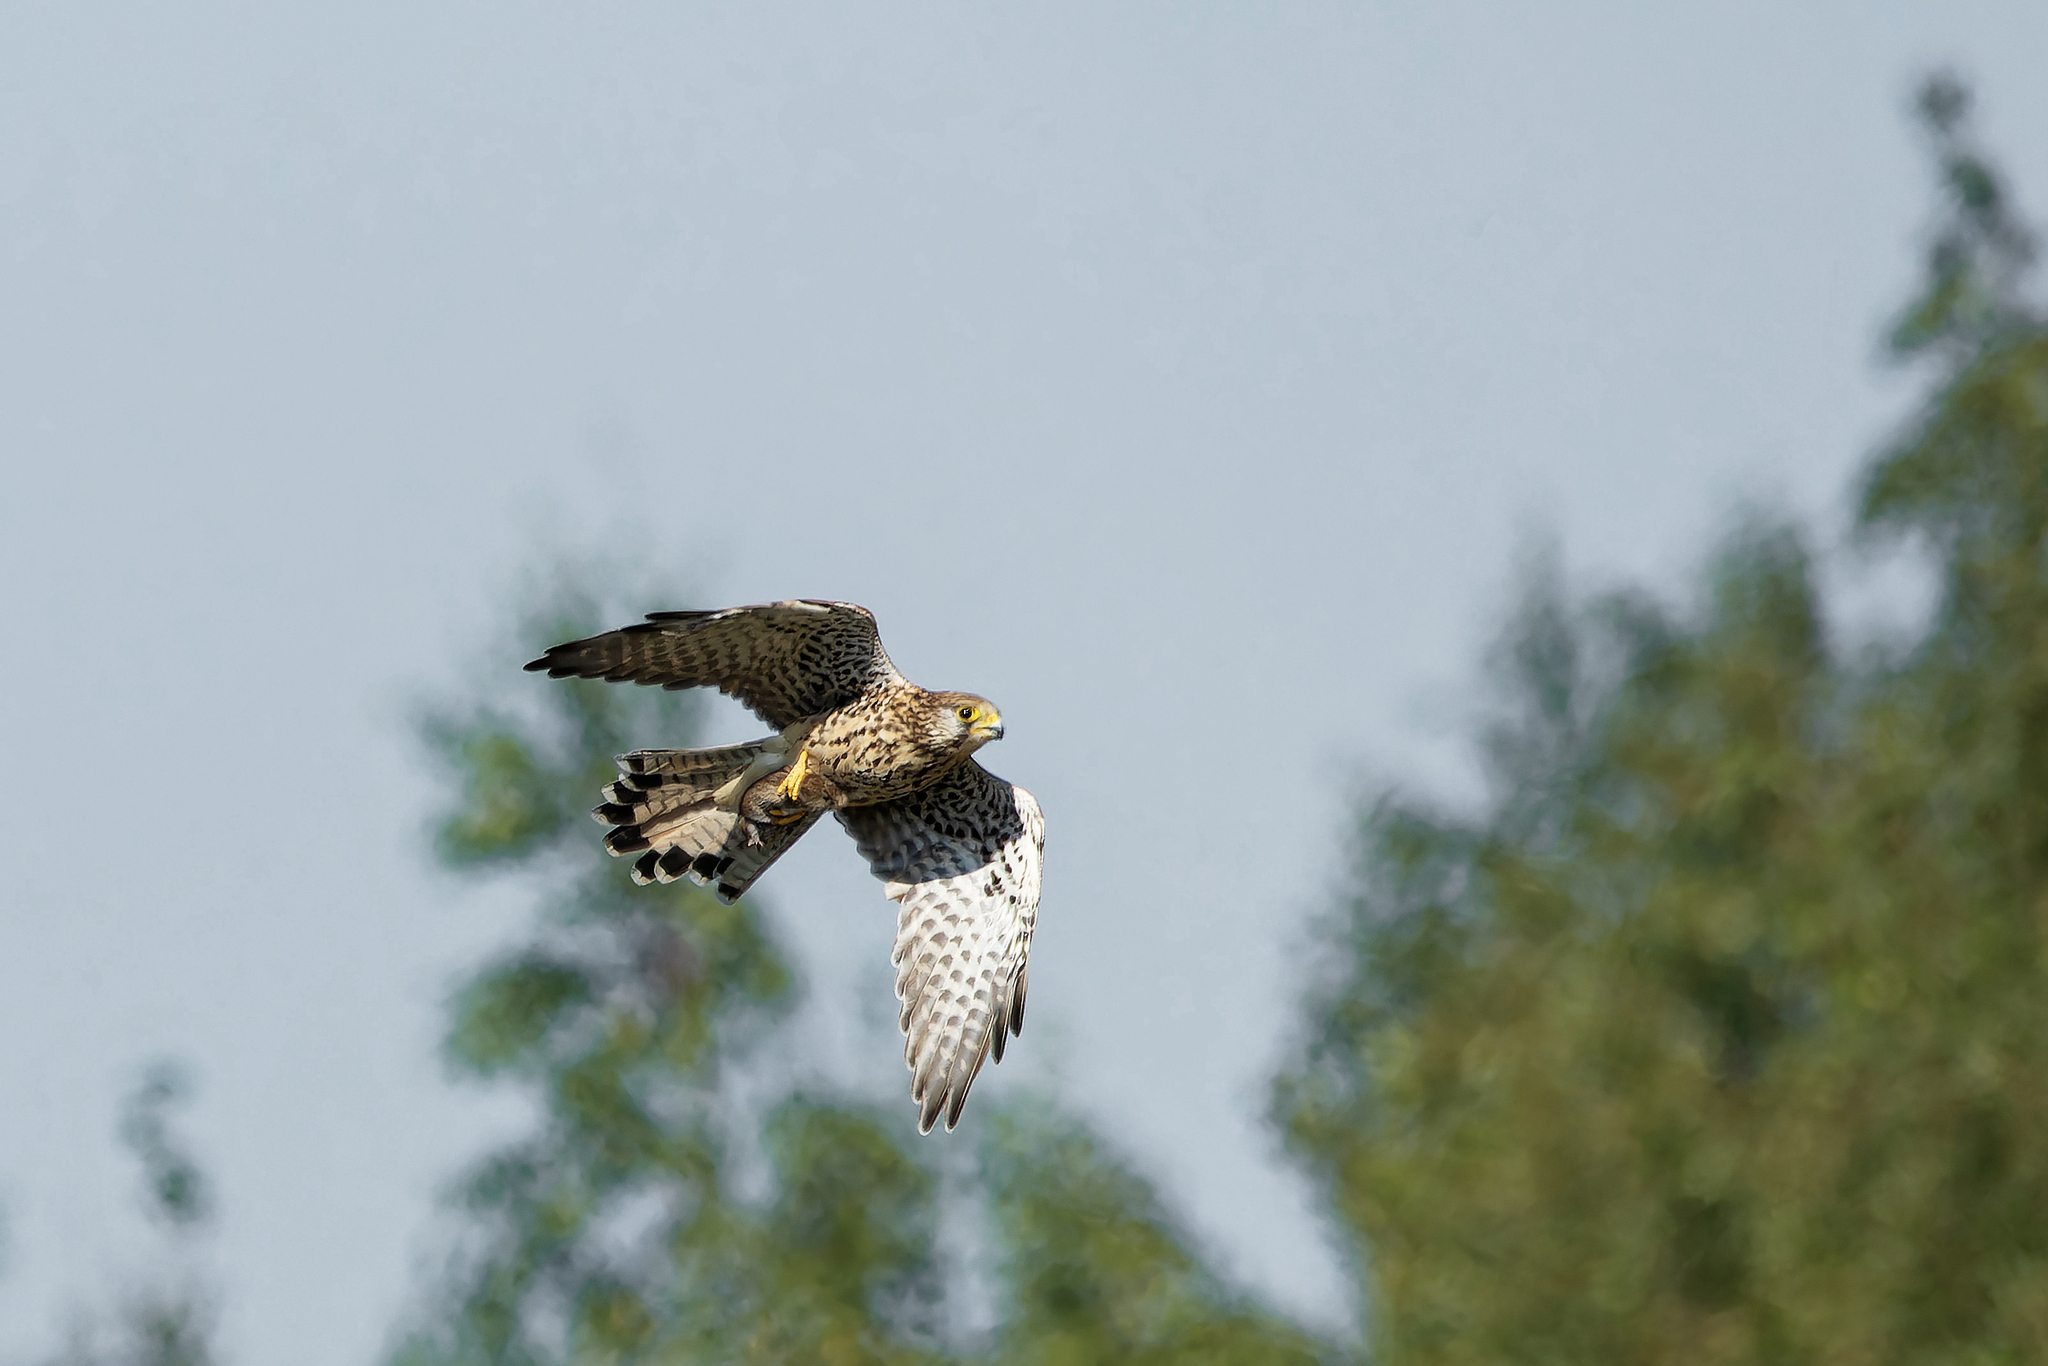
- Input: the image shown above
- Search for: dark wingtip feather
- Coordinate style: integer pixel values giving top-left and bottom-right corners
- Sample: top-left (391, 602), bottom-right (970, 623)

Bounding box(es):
top-left (1011, 966), bottom-right (1029, 1035)
top-left (523, 647), bottom-right (579, 677)
top-left (605, 827), bottom-right (651, 855)
top-left (631, 851), bottom-right (660, 885)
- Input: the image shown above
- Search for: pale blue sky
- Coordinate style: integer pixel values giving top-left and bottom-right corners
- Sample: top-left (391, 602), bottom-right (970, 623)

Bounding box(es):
top-left (3, 5), bottom-right (2045, 1362)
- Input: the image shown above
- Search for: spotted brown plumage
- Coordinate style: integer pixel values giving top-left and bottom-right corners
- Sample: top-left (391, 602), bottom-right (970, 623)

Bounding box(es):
top-left (525, 599), bottom-right (1044, 1134)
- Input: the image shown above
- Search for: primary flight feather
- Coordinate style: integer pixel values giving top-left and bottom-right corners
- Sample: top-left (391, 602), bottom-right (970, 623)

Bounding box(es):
top-left (526, 599), bottom-right (1043, 1134)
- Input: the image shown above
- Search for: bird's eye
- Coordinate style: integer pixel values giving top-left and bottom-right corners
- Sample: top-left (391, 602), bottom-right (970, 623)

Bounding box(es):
top-left (957, 705), bottom-right (976, 721)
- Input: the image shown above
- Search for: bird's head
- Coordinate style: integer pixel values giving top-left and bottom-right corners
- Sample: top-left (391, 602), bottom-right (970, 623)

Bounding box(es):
top-left (932, 692), bottom-right (1005, 751)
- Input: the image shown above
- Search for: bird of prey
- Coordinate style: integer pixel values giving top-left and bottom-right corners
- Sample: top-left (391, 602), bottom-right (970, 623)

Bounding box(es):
top-left (525, 600), bottom-right (1043, 1134)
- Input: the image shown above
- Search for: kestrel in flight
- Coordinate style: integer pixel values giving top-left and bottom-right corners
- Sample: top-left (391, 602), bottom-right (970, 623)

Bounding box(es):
top-left (527, 600), bottom-right (1043, 1134)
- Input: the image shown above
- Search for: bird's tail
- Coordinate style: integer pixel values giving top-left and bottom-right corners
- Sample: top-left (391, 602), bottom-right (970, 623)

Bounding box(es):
top-left (594, 743), bottom-right (820, 903)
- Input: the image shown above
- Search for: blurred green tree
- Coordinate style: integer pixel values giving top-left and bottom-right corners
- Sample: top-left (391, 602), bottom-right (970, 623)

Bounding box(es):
top-left (42, 1062), bottom-right (217, 1366)
top-left (980, 1107), bottom-right (1329, 1366)
top-left (1275, 76), bottom-right (2048, 1365)
top-left (394, 576), bottom-right (1331, 1364)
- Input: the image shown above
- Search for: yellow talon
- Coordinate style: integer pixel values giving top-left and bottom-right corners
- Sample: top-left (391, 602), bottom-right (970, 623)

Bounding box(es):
top-left (778, 748), bottom-right (811, 802)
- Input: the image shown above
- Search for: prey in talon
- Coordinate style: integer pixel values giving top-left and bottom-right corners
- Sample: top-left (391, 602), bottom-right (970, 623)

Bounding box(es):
top-left (525, 600), bottom-right (1042, 1135)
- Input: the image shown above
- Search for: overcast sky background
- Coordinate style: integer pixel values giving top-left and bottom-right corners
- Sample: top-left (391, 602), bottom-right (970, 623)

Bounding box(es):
top-left (4, 4), bottom-right (2047, 1362)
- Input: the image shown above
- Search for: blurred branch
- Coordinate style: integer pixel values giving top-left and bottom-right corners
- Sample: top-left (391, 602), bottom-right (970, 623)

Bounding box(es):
top-left (1888, 71), bottom-right (2039, 363)
top-left (38, 1066), bottom-right (218, 1366)
top-left (117, 1062), bottom-right (211, 1234)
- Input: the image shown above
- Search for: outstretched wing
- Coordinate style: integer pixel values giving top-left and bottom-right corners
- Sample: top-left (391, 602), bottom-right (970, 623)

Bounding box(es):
top-left (524, 600), bottom-right (902, 728)
top-left (837, 760), bottom-right (1044, 1134)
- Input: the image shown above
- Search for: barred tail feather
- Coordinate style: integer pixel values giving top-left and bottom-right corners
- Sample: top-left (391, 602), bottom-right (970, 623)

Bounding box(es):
top-left (594, 745), bottom-right (819, 903)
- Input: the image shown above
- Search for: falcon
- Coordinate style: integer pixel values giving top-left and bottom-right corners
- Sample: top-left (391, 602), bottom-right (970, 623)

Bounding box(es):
top-left (525, 600), bottom-right (1043, 1134)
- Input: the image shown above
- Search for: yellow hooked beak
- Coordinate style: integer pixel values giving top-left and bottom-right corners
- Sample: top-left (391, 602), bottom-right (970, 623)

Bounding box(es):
top-left (971, 708), bottom-right (1005, 742)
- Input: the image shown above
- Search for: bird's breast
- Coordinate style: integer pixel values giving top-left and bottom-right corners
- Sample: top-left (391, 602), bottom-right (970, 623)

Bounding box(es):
top-left (805, 704), bottom-right (953, 805)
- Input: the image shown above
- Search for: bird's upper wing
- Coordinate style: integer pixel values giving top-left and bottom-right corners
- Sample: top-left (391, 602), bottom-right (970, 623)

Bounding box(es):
top-left (524, 600), bottom-right (902, 728)
top-left (836, 759), bottom-right (1043, 1134)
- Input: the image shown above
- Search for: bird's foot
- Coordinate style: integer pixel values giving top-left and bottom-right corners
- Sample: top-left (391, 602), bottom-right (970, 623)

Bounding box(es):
top-left (778, 748), bottom-right (811, 802)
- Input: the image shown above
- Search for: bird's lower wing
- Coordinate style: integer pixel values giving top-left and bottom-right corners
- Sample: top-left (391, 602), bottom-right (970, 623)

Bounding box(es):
top-left (836, 760), bottom-right (1044, 1134)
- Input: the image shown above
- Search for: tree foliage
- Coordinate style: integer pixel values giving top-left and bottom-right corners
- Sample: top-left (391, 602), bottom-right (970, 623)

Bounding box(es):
top-left (982, 1109), bottom-right (1327, 1366)
top-left (1275, 78), bottom-right (2048, 1366)
top-left (42, 1063), bottom-right (218, 1366)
